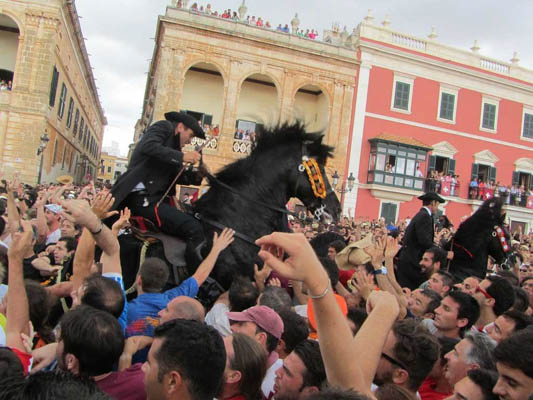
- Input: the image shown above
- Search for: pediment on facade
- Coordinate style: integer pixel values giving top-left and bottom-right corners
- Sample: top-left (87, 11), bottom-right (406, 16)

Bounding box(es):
top-left (515, 158), bottom-right (533, 172)
top-left (474, 150), bottom-right (499, 165)
top-left (431, 141), bottom-right (458, 158)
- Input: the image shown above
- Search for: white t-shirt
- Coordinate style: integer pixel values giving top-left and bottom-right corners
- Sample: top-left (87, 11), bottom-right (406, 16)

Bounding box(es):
top-left (46, 228), bottom-right (62, 245)
top-left (205, 303), bottom-right (231, 337)
top-left (262, 357), bottom-right (283, 398)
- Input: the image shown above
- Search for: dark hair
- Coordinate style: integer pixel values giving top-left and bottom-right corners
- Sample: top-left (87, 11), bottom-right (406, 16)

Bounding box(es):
top-left (228, 333), bottom-right (267, 400)
top-left (494, 329), bottom-right (533, 378)
top-left (0, 217), bottom-right (5, 237)
top-left (0, 347), bottom-right (24, 381)
top-left (259, 286), bottom-right (292, 313)
top-left (375, 383), bottom-right (417, 400)
top-left (466, 369), bottom-right (499, 400)
top-left (255, 325), bottom-right (280, 354)
top-left (306, 387), bottom-right (371, 400)
top-left (447, 291), bottom-right (480, 335)
top-left (293, 340), bottom-right (326, 389)
top-left (437, 336), bottom-right (459, 367)
top-left (425, 246), bottom-right (447, 269)
top-left (501, 310), bottom-right (532, 333)
top-left (153, 319), bottom-right (226, 400)
top-left (81, 274), bottom-right (125, 318)
top-left (58, 236), bottom-right (77, 252)
top-left (512, 286), bottom-right (530, 312)
top-left (60, 305), bottom-right (124, 376)
top-left (346, 307), bottom-right (367, 335)
top-left (25, 281), bottom-right (54, 344)
top-left (278, 309), bottom-right (309, 354)
top-left (328, 240), bottom-right (345, 253)
top-left (229, 276), bottom-right (259, 312)
top-left (139, 258), bottom-right (169, 293)
top-left (319, 257), bottom-right (339, 287)
top-left (0, 369), bottom-right (111, 400)
top-left (521, 276), bottom-right (533, 288)
top-left (495, 270), bottom-right (519, 287)
top-left (486, 275), bottom-right (515, 316)
top-left (435, 271), bottom-right (454, 292)
top-left (392, 319), bottom-right (440, 391)
top-left (420, 288), bottom-right (442, 316)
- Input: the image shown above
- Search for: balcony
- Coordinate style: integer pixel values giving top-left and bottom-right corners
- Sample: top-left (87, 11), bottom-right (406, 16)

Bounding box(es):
top-left (424, 178), bottom-right (461, 197)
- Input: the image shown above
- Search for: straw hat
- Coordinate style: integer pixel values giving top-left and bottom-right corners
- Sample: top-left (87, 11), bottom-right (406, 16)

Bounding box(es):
top-left (56, 175), bottom-right (73, 185)
top-left (335, 233), bottom-right (374, 271)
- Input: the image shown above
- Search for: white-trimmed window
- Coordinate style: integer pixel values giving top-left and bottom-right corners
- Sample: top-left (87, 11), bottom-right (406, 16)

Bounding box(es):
top-left (521, 107), bottom-right (533, 140)
top-left (391, 75), bottom-right (414, 113)
top-left (437, 87), bottom-right (458, 123)
top-left (480, 97), bottom-right (499, 132)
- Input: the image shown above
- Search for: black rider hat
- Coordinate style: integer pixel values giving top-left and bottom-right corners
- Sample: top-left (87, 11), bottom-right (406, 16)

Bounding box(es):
top-left (418, 192), bottom-right (445, 203)
top-left (164, 111), bottom-right (206, 139)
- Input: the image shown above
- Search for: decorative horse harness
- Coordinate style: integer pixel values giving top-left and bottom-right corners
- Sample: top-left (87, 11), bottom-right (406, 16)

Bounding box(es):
top-left (451, 224), bottom-right (510, 260)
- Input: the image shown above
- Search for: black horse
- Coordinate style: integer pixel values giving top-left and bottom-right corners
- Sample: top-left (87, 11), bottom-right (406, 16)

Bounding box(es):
top-left (120, 123), bottom-right (341, 292)
top-left (447, 197), bottom-right (513, 281)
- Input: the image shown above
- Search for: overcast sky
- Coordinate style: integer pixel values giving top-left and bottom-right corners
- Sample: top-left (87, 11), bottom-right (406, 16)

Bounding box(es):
top-left (75, 0), bottom-right (533, 157)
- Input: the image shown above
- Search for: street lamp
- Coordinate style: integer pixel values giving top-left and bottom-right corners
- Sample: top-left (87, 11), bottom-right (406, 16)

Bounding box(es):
top-left (37, 132), bottom-right (49, 184)
top-left (332, 170), bottom-right (355, 193)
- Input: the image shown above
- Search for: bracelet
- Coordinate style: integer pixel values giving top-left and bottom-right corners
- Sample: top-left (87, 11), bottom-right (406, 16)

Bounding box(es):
top-left (308, 279), bottom-right (330, 300)
top-left (88, 222), bottom-right (103, 235)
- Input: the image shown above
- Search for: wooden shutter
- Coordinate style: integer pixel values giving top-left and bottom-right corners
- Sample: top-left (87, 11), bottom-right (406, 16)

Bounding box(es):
top-left (429, 155), bottom-right (436, 171)
top-left (489, 167), bottom-right (497, 183)
top-left (471, 164), bottom-right (479, 180)
top-left (512, 171), bottom-right (520, 186)
top-left (448, 159), bottom-right (456, 176)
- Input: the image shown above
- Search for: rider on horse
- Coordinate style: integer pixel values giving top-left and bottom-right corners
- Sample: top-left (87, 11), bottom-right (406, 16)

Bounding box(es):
top-left (110, 111), bottom-right (208, 265)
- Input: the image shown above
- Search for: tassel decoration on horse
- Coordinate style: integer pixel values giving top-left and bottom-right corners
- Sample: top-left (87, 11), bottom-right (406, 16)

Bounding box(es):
top-left (493, 225), bottom-right (510, 253)
top-left (300, 157), bottom-right (327, 199)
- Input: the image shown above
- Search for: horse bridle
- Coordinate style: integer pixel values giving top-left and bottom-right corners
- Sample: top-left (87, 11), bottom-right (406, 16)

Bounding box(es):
top-left (294, 142), bottom-right (334, 221)
top-left (451, 224), bottom-right (511, 260)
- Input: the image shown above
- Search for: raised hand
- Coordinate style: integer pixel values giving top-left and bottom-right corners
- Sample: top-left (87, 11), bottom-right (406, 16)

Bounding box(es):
top-left (59, 199), bottom-right (100, 232)
top-left (91, 190), bottom-right (118, 220)
top-left (212, 227), bottom-right (235, 253)
top-left (112, 207), bottom-right (131, 233)
top-left (8, 220), bottom-right (33, 260)
top-left (254, 263), bottom-right (272, 284)
top-left (384, 236), bottom-right (400, 260)
top-left (256, 232), bottom-right (328, 294)
top-left (267, 277), bottom-right (281, 287)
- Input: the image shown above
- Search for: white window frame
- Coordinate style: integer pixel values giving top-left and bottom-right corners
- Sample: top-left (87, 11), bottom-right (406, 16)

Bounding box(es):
top-left (390, 74), bottom-right (414, 114)
top-left (520, 106), bottom-right (533, 142)
top-left (437, 86), bottom-right (458, 124)
top-left (479, 96), bottom-right (499, 133)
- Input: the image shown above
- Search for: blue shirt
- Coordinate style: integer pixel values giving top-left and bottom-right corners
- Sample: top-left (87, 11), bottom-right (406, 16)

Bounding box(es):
top-left (126, 277), bottom-right (198, 337)
top-left (103, 273), bottom-right (128, 334)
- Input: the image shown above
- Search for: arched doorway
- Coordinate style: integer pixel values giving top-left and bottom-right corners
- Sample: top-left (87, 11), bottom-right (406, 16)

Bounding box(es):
top-left (181, 62), bottom-right (224, 141)
top-left (292, 84), bottom-right (329, 132)
top-left (234, 73), bottom-right (279, 154)
top-left (0, 13), bottom-right (20, 88)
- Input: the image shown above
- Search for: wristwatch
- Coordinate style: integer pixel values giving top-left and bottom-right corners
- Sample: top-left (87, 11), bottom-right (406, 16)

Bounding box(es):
top-left (372, 267), bottom-right (388, 276)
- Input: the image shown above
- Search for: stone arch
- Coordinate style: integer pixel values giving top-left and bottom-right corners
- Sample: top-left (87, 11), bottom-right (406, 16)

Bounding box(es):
top-left (236, 71), bottom-right (281, 129)
top-left (0, 12), bottom-right (22, 84)
top-left (181, 58), bottom-right (228, 85)
top-left (291, 82), bottom-right (331, 132)
top-left (180, 61), bottom-right (225, 130)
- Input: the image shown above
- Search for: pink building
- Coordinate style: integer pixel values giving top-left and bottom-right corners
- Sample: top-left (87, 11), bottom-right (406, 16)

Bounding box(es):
top-left (341, 19), bottom-right (533, 233)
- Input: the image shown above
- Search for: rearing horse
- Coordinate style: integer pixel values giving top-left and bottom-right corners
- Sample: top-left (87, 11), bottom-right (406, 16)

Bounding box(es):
top-left (192, 123), bottom-right (341, 289)
top-left (447, 197), bottom-right (513, 281)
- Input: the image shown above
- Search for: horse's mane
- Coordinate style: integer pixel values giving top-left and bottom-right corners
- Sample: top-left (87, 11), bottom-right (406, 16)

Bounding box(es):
top-left (455, 197), bottom-right (505, 237)
top-left (215, 123), bottom-right (334, 184)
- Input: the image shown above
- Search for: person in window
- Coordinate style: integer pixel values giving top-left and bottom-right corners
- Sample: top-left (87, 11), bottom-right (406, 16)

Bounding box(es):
top-left (469, 178), bottom-right (478, 199)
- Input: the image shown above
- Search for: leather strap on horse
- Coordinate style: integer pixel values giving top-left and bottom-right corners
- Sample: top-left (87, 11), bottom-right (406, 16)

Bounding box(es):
top-left (204, 172), bottom-right (302, 221)
top-left (194, 212), bottom-right (260, 249)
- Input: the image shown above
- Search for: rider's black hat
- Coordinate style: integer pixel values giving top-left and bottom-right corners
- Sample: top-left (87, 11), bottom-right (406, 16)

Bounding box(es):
top-left (164, 111), bottom-right (206, 139)
top-left (418, 192), bottom-right (445, 203)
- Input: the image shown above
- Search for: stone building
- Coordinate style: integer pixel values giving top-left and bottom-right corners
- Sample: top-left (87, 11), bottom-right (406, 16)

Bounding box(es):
top-left (0, 0), bottom-right (106, 185)
top-left (135, 2), bottom-right (358, 178)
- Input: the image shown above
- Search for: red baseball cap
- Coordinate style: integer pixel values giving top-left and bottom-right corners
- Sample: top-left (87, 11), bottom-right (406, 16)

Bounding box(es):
top-left (227, 305), bottom-right (284, 339)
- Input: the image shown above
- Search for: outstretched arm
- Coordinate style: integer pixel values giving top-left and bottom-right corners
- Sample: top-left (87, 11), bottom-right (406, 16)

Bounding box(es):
top-left (192, 228), bottom-right (234, 287)
top-left (6, 221), bottom-right (33, 352)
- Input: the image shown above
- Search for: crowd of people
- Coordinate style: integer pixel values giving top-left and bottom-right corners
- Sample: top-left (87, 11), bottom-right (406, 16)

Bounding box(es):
top-left (425, 171), bottom-right (460, 197)
top-left (469, 179), bottom-right (532, 206)
top-left (0, 171), bottom-right (532, 399)
top-left (183, 2), bottom-right (319, 40)
top-left (0, 80), bottom-right (12, 91)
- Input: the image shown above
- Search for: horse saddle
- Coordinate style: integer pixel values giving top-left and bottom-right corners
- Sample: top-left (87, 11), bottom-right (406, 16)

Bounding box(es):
top-left (129, 216), bottom-right (187, 268)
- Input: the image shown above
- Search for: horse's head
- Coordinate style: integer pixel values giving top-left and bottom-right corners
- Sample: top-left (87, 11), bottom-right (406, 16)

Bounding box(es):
top-left (292, 133), bottom-right (341, 224)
